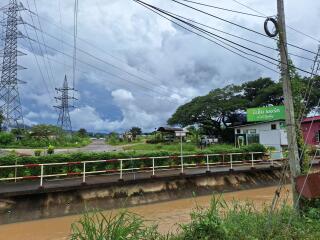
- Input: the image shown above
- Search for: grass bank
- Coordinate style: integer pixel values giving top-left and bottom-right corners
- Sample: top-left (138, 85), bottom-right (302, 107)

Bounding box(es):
top-left (123, 143), bottom-right (260, 154)
top-left (70, 198), bottom-right (320, 240)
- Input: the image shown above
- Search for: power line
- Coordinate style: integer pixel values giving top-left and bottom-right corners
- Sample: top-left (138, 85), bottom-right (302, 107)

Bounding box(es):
top-left (171, 0), bottom-right (318, 55)
top-left (178, 0), bottom-right (265, 18)
top-left (135, 0), bottom-right (318, 76)
top-left (35, 13), bottom-right (184, 97)
top-left (58, 0), bottom-right (66, 73)
top-left (34, 25), bottom-right (186, 98)
top-left (32, 0), bottom-right (58, 88)
top-left (44, 53), bottom-right (179, 101)
top-left (28, 38), bottom-right (186, 103)
top-left (135, 0), bottom-right (279, 73)
top-left (73, 0), bottom-right (79, 91)
top-left (229, 0), bottom-right (320, 43)
top-left (25, 0), bottom-right (57, 97)
top-left (154, 6), bottom-right (315, 63)
top-left (20, 14), bottom-right (56, 107)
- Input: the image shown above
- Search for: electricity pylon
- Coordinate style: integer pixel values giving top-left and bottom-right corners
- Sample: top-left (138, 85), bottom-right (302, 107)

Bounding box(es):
top-left (54, 75), bottom-right (76, 132)
top-left (0, 0), bottom-right (27, 130)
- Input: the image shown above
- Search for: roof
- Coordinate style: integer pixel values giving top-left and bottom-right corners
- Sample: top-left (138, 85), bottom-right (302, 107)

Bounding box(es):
top-left (157, 127), bottom-right (183, 132)
top-left (301, 116), bottom-right (320, 124)
top-left (232, 120), bottom-right (284, 128)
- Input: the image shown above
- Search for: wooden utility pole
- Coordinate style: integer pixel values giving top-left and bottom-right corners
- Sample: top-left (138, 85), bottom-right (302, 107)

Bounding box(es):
top-left (277, 0), bottom-right (301, 208)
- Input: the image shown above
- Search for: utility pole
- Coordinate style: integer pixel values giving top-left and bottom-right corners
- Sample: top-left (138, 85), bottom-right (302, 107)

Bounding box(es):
top-left (0, 0), bottom-right (27, 130)
top-left (277, 0), bottom-right (301, 208)
top-left (54, 75), bottom-right (76, 132)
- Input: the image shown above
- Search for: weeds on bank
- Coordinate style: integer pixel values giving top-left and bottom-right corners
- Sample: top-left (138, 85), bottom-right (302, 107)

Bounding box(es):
top-left (70, 197), bottom-right (320, 240)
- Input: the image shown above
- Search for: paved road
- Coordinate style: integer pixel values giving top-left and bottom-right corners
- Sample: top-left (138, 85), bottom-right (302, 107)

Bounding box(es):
top-left (1, 139), bottom-right (122, 156)
top-left (0, 162), bottom-right (281, 197)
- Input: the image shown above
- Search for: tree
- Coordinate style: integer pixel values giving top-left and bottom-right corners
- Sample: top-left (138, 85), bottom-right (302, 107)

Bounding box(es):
top-left (77, 128), bottom-right (88, 137)
top-left (30, 124), bottom-right (62, 139)
top-left (0, 132), bottom-right (14, 145)
top-left (0, 112), bottom-right (3, 132)
top-left (129, 127), bottom-right (142, 140)
top-left (167, 77), bottom-right (320, 142)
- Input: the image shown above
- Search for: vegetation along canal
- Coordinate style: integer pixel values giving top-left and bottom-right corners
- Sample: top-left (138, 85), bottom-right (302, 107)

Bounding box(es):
top-left (0, 185), bottom-right (291, 240)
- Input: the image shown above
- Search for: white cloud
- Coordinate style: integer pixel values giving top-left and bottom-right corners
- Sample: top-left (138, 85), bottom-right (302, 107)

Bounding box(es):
top-left (4, 0), bottom-right (319, 132)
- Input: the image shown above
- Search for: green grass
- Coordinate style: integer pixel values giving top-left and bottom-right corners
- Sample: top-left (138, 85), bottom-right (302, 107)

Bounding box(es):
top-left (123, 143), bottom-right (198, 153)
top-left (70, 198), bottom-right (320, 240)
top-left (107, 138), bottom-right (145, 146)
top-left (0, 138), bottom-right (91, 149)
top-left (123, 143), bottom-right (254, 154)
top-left (70, 210), bottom-right (162, 240)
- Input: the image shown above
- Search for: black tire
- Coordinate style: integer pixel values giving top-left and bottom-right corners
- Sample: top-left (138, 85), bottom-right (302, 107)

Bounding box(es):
top-left (264, 17), bottom-right (279, 37)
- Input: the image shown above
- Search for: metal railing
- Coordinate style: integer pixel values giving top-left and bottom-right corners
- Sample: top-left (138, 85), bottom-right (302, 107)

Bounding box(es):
top-left (0, 151), bottom-right (285, 187)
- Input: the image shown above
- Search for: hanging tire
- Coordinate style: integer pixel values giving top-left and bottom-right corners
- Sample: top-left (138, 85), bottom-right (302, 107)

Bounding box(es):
top-left (264, 17), bottom-right (279, 37)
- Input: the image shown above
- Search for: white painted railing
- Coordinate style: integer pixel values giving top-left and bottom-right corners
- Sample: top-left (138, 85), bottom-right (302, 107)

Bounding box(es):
top-left (0, 151), bottom-right (286, 187)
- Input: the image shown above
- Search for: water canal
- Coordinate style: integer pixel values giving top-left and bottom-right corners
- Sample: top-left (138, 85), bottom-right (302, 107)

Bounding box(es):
top-left (0, 185), bottom-right (291, 240)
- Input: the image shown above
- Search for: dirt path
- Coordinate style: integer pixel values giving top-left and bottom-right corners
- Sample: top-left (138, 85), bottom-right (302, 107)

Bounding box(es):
top-left (1, 139), bottom-right (122, 155)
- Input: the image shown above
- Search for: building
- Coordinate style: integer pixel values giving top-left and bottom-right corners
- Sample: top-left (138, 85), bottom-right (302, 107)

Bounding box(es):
top-left (301, 116), bottom-right (320, 146)
top-left (157, 127), bottom-right (187, 142)
top-left (234, 120), bottom-right (288, 153)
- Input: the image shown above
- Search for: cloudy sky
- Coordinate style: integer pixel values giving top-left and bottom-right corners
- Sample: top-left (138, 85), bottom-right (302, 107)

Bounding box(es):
top-left (1, 0), bottom-right (320, 132)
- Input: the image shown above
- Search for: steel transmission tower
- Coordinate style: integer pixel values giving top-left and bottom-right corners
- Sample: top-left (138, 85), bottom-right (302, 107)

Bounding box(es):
top-left (0, 0), bottom-right (27, 130)
top-left (54, 75), bottom-right (76, 132)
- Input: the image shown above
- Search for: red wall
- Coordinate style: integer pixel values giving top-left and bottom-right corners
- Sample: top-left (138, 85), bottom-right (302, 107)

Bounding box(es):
top-left (301, 121), bottom-right (320, 145)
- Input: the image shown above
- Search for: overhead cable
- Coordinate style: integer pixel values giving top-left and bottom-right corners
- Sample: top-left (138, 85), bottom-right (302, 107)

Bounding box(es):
top-left (135, 0), bottom-right (318, 76)
top-left (171, 0), bottom-right (318, 55)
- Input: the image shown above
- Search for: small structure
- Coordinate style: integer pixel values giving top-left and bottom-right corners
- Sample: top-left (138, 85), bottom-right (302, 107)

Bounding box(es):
top-left (157, 127), bottom-right (187, 142)
top-left (234, 120), bottom-right (288, 152)
top-left (296, 172), bottom-right (320, 199)
top-left (301, 116), bottom-right (320, 146)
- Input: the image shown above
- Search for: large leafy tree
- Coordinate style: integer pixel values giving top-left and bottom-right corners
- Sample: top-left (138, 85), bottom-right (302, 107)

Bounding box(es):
top-left (129, 127), bottom-right (142, 140)
top-left (30, 124), bottom-right (63, 139)
top-left (168, 77), bottom-right (320, 140)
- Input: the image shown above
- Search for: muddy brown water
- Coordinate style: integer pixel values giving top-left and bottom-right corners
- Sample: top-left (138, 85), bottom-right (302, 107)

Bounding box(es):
top-left (0, 185), bottom-right (291, 240)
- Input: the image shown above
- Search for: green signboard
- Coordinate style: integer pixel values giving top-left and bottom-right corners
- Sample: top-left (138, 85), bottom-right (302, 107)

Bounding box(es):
top-left (247, 106), bottom-right (285, 122)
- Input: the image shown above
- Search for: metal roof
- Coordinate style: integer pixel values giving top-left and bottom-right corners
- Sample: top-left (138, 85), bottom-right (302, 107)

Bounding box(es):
top-left (232, 120), bottom-right (284, 128)
top-left (301, 116), bottom-right (320, 123)
top-left (157, 127), bottom-right (184, 132)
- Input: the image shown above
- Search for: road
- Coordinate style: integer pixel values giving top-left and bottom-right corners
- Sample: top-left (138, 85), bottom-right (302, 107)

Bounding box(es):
top-left (1, 139), bottom-right (121, 156)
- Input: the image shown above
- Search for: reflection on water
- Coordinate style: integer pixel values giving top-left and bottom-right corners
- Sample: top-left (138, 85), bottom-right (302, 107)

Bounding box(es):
top-left (0, 185), bottom-right (291, 240)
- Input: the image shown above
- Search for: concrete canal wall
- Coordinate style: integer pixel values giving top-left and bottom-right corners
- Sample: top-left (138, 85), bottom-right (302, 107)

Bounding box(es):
top-left (0, 169), bottom-right (285, 224)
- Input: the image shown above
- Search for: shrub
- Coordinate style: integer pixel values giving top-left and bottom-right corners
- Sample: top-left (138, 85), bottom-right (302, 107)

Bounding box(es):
top-left (178, 197), bottom-right (320, 240)
top-left (0, 132), bottom-right (14, 145)
top-left (47, 145), bottom-right (55, 155)
top-left (70, 198), bottom-right (320, 240)
top-left (34, 149), bottom-right (42, 156)
top-left (70, 210), bottom-right (160, 240)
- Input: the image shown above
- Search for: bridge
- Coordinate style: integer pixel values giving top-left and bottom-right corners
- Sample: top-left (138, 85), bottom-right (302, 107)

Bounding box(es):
top-left (0, 151), bottom-right (297, 224)
top-left (0, 151), bottom-right (285, 197)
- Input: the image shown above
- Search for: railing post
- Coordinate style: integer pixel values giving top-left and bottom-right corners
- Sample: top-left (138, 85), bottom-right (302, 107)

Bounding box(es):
top-left (120, 159), bottom-right (123, 180)
top-left (152, 158), bottom-right (155, 176)
top-left (82, 162), bottom-right (86, 183)
top-left (230, 154), bottom-right (233, 170)
top-left (206, 155), bottom-right (210, 172)
top-left (251, 153), bottom-right (254, 168)
top-left (181, 155), bottom-right (184, 174)
top-left (270, 150), bottom-right (274, 167)
top-left (14, 158), bottom-right (17, 183)
top-left (40, 164), bottom-right (44, 187)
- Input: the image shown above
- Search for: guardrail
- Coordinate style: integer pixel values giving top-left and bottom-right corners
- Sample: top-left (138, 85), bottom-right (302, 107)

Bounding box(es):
top-left (0, 151), bottom-right (285, 187)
